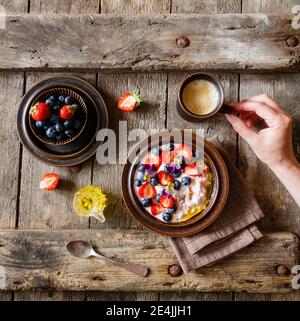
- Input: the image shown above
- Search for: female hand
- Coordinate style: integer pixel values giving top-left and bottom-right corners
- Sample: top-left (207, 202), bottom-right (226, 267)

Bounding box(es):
top-left (225, 94), bottom-right (300, 207)
top-left (225, 94), bottom-right (297, 171)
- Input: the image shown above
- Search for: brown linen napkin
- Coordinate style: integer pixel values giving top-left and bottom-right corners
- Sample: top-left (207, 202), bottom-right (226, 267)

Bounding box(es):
top-left (169, 137), bottom-right (264, 273)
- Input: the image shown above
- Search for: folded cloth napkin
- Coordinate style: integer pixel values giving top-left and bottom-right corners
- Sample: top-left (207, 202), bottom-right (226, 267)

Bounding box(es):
top-left (169, 137), bottom-right (264, 273)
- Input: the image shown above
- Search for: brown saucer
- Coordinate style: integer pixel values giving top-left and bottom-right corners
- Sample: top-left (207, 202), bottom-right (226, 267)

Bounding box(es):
top-left (17, 76), bottom-right (109, 167)
top-left (122, 131), bottom-right (229, 237)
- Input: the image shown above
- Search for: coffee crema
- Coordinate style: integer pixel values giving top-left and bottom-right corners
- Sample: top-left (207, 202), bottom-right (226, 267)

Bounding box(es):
top-left (182, 79), bottom-right (220, 115)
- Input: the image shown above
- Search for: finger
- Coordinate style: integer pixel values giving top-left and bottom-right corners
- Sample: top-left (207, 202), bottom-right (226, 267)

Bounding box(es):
top-left (225, 114), bottom-right (258, 146)
top-left (243, 94), bottom-right (280, 110)
top-left (231, 101), bottom-right (280, 127)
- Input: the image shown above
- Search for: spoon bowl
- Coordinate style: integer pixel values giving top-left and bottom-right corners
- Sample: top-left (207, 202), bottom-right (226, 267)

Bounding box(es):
top-left (66, 240), bottom-right (94, 259)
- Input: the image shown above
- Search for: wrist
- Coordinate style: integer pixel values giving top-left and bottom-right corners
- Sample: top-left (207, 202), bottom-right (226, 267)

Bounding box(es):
top-left (270, 157), bottom-right (300, 177)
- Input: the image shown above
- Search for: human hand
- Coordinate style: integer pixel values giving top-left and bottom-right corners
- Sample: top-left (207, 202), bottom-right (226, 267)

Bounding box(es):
top-left (225, 94), bottom-right (297, 171)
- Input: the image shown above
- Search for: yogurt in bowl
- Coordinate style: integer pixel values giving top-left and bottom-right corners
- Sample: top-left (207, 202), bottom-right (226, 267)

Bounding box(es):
top-left (133, 143), bottom-right (213, 224)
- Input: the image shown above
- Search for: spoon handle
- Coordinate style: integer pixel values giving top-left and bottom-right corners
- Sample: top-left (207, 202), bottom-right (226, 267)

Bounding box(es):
top-left (94, 254), bottom-right (149, 277)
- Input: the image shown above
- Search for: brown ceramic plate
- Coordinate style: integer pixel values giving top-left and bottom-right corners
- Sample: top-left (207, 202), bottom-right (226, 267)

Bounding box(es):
top-left (122, 130), bottom-right (229, 237)
top-left (17, 76), bottom-right (109, 166)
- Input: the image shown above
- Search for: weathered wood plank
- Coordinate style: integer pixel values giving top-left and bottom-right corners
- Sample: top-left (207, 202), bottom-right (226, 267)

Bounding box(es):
top-left (171, 0), bottom-right (241, 14)
top-left (17, 72), bottom-right (95, 230)
top-left (0, 230), bottom-right (298, 293)
top-left (235, 0), bottom-right (300, 303)
top-left (0, 0), bottom-right (28, 13)
top-left (0, 14), bottom-right (299, 72)
top-left (91, 72), bottom-right (167, 230)
top-left (165, 0), bottom-right (240, 302)
top-left (101, 0), bottom-right (171, 14)
top-left (30, 0), bottom-right (100, 13)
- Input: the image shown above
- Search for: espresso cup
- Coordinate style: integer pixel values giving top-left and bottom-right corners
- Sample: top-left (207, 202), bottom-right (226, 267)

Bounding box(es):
top-left (177, 72), bottom-right (234, 122)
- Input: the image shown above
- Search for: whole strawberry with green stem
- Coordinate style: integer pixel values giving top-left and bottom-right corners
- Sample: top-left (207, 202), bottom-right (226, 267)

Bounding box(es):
top-left (30, 102), bottom-right (51, 121)
top-left (118, 89), bottom-right (142, 112)
top-left (60, 104), bottom-right (76, 120)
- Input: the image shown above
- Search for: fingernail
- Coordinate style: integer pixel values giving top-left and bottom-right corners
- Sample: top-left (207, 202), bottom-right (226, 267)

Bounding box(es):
top-left (224, 114), bottom-right (232, 120)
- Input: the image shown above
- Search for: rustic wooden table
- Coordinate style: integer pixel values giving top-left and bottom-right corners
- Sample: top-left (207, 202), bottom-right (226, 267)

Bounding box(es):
top-left (0, 0), bottom-right (300, 301)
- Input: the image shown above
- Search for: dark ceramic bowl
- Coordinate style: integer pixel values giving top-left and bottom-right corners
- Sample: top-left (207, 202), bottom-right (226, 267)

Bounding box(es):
top-left (29, 87), bottom-right (88, 146)
top-left (17, 76), bottom-right (109, 167)
top-left (122, 130), bottom-right (229, 237)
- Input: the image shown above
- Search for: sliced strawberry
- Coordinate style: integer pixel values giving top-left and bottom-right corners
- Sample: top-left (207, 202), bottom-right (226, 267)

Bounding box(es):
top-left (138, 182), bottom-right (157, 199)
top-left (174, 144), bottom-right (193, 161)
top-left (159, 195), bottom-right (175, 209)
top-left (161, 150), bottom-right (174, 164)
top-left (150, 203), bottom-right (163, 216)
top-left (118, 89), bottom-right (142, 112)
top-left (143, 153), bottom-right (162, 169)
top-left (40, 173), bottom-right (60, 191)
top-left (157, 171), bottom-right (174, 186)
top-left (60, 105), bottom-right (76, 120)
top-left (184, 164), bottom-right (203, 176)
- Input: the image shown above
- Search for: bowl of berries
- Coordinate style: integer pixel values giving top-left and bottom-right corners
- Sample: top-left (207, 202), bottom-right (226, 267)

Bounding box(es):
top-left (17, 76), bottom-right (109, 166)
top-left (122, 130), bottom-right (229, 237)
top-left (29, 87), bottom-right (88, 145)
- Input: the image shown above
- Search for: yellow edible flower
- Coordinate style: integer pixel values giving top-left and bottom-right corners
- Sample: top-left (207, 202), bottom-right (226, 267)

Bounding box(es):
top-left (73, 186), bottom-right (107, 222)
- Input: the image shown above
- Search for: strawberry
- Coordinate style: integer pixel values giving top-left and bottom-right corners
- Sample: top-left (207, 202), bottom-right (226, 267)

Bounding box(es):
top-left (138, 182), bottom-right (157, 199)
top-left (60, 105), bottom-right (76, 120)
top-left (143, 154), bottom-right (162, 169)
top-left (159, 195), bottom-right (175, 209)
top-left (161, 150), bottom-right (175, 164)
top-left (174, 144), bottom-right (193, 161)
top-left (150, 203), bottom-right (163, 216)
top-left (118, 89), bottom-right (142, 112)
top-left (157, 171), bottom-right (174, 186)
top-left (30, 102), bottom-right (51, 121)
top-left (184, 164), bottom-right (203, 176)
top-left (40, 173), bottom-right (60, 191)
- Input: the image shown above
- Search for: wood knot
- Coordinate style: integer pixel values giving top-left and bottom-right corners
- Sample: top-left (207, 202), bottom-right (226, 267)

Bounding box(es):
top-left (276, 264), bottom-right (290, 276)
top-left (286, 36), bottom-right (299, 47)
top-left (69, 164), bottom-right (82, 173)
top-left (168, 264), bottom-right (183, 277)
top-left (176, 36), bottom-right (190, 48)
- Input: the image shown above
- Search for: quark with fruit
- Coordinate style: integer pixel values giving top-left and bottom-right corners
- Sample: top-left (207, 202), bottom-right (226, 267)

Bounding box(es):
top-left (133, 143), bottom-right (213, 223)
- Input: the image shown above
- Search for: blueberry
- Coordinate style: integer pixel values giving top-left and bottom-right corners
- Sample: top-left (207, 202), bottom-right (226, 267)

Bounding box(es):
top-left (55, 123), bottom-right (64, 133)
top-left (150, 176), bottom-right (158, 186)
top-left (45, 98), bottom-right (55, 107)
top-left (64, 130), bottom-right (74, 138)
top-left (35, 121), bottom-right (44, 128)
top-left (43, 121), bottom-right (51, 130)
top-left (134, 179), bottom-right (142, 187)
top-left (156, 193), bottom-right (163, 203)
top-left (64, 96), bottom-right (73, 105)
top-left (50, 115), bottom-right (60, 124)
top-left (72, 103), bottom-right (80, 110)
top-left (55, 134), bottom-right (64, 141)
top-left (166, 143), bottom-right (174, 151)
top-left (173, 180), bottom-right (181, 190)
top-left (142, 198), bottom-right (152, 208)
top-left (167, 205), bottom-right (177, 214)
top-left (58, 95), bottom-right (65, 103)
top-left (152, 147), bottom-right (161, 156)
top-left (46, 127), bottom-right (56, 138)
top-left (64, 120), bottom-right (74, 129)
top-left (137, 172), bottom-right (146, 182)
top-left (74, 120), bottom-right (82, 130)
top-left (138, 164), bottom-right (146, 173)
top-left (52, 104), bottom-right (61, 113)
top-left (162, 212), bottom-right (172, 222)
top-left (182, 176), bottom-right (192, 186)
top-left (172, 168), bottom-right (181, 178)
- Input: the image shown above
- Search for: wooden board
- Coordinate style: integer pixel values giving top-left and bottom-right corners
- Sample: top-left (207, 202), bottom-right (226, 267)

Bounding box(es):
top-left (0, 14), bottom-right (300, 72)
top-left (0, 230), bottom-right (298, 293)
top-left (234, 0), bottom-right (300, 303)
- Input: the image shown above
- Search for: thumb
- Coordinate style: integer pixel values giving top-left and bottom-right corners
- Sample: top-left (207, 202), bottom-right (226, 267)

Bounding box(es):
top-left (225, 114), bottom-right (258, 146)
